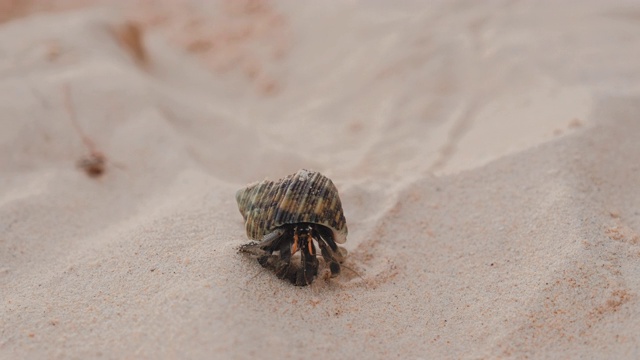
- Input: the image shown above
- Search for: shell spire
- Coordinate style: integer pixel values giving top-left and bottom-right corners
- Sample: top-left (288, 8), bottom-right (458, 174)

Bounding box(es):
top-left (236, 169), bottom-right (348, 244)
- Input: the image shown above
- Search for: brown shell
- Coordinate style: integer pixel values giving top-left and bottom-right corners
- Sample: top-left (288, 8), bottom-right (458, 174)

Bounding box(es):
top-left (236, 169), bottom-right (348, 244)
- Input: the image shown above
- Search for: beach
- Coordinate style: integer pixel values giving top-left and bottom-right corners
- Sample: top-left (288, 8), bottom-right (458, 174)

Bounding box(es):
top-left (2, 1), bottom-right (640, 358)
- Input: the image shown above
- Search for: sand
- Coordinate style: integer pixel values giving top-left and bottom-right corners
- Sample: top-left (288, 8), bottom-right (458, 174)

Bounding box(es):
top-left (2, 1), bottom-right (640, 359)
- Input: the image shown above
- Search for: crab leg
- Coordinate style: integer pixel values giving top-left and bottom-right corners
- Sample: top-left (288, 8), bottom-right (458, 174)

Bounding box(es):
top-left (296, 233), bottom-right (318, 286)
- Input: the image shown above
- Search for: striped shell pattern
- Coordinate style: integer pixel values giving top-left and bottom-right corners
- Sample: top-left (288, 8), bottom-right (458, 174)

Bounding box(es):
top-left (236, 169), bottom-right (348, 244)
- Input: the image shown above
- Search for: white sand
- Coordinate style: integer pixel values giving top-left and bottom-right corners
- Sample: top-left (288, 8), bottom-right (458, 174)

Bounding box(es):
top-left (2, 1), bottom-right (640, 358)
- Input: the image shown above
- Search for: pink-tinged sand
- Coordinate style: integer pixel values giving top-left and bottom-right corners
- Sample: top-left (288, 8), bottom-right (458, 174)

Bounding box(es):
top-left (1, 1), bottom-right (640, 359)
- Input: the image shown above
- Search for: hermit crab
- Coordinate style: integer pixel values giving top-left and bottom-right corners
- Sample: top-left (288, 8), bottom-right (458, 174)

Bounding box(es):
top-left (236, 169), bottom-right (348, 286)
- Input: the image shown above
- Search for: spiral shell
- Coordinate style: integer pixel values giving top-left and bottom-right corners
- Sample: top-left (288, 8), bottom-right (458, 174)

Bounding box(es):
top-left (236, 169), bottom-right (348, 244)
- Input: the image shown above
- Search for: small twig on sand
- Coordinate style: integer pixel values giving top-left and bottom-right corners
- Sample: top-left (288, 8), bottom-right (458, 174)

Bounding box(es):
top-left (62, 84), bottom-right (107, 178)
